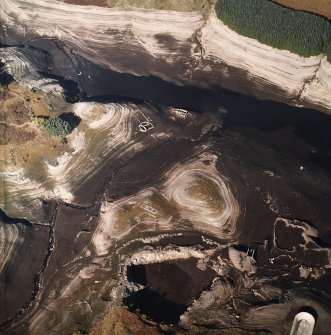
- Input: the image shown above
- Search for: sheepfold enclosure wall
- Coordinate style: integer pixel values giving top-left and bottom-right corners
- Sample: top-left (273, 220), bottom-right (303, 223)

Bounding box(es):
top-left (215, 0), bottom-right (331, 61)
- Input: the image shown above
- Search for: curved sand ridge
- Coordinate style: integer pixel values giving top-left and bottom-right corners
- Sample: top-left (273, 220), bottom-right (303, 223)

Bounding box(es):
top-left (128, 245), bottom-right (215, 265)
top-left (93, 154), bottom-right (240, 256)
top-left (165, 169), bottom-right (238, 236)
top-left (163, 155), bottom-right (240, 238)
top-left (0, 101), bottom-right (150, 219)
top-left (47, 102), bottom-right (135, 200)
top-left (0, 168), bottom-right (54, 220)
top-left (93, 189), bottom-right (177, 256)
top-left (0, 48), bottom-right (35, 81)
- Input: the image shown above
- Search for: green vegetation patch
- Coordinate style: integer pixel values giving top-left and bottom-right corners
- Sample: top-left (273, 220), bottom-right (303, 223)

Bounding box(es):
top-left (33, 112), bottom-right (80, 142)
top-left (43, 117), bottom-right (71, 137)
top-left (215, 0), bottom-right (331, 57)
top-left (33, 115), bottom-right (71, 141)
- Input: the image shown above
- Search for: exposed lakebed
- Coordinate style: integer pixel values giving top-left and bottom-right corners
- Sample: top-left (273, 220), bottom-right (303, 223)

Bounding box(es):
top-left (0, 39), bottom-right (331, 335)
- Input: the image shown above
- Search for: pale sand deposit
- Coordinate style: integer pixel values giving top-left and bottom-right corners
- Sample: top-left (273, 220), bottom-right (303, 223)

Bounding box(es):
top-left (128, 246), bottom-right (214, 265)
top-left (1, 0), bottom-right (331, 112)
top-left (228, 247), bottom-right (257, 275)
top-left (0, 168), bottom-right (56, 219)
top-left (0, 223), bottom-right (22, 274)
top-left (93, 188), bottom-right (178, 256)
top-left (0, 0), bottom-right (203, 77)
top-left (0, 47), bottom-right (65, 95)
top-left (163, 154), bottom-right (240, 238)
top-left (300, 57), bottom-right (331, 111)
top-left (46, 102), bottom-right (135, 199)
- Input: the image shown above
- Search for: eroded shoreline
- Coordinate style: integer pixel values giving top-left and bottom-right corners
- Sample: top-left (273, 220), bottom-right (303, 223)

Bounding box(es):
top-left (1, 0), bottom-right (331, 114)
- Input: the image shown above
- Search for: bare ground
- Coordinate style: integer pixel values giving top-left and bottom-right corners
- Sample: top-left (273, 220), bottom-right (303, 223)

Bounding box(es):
top-left (0, 84), bottom-right (67, 171)
top-left (88, 306), bottom-right (272, 335)
top-left (61, 0), bottom-right (213, 12)
top-left (271, 0), bottom-right (331, 19)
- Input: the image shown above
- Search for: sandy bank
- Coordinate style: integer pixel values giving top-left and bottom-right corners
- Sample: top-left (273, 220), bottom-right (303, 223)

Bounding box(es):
top-left (199, 12), bottom-right (331, 113)
top-left (1, 0), bottom-right (331, 113)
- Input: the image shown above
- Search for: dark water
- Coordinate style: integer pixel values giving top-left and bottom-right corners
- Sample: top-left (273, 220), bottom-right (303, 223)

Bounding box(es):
top-left (74, 53), bottom-right (331, 174)
top-left (0, 209), bottom-right (32, 227)
top-left (125, 263), bottom-right (188, 323)
top-left (127, 265), bottom-right (147, 285)
top-left (125, 288), bottom-right (187, 324)
top-left (125, 260), bottom-right (216, 324)
top-left (4, 41), bottom-right (331, 152)
top-left (0, 61), bottom-right (14, 86)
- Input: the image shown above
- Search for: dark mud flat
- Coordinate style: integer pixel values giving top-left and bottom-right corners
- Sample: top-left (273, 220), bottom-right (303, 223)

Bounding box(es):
top-left (219, 104), bottom-right (331, 234)
top-left (104, 139), bottom-right (200, 201)
top-left (212, 118), bottom-right (331, 284)
top-left (0, 212), bottom-right (49, 325)
top-left (33, 204), bottom-right (100, 300)
top-left (72, 101), bottom-right (220, 206)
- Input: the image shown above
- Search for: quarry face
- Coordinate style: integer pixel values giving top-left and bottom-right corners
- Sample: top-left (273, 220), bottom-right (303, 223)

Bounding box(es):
top-left (1, 1), bottom-right (331, 335)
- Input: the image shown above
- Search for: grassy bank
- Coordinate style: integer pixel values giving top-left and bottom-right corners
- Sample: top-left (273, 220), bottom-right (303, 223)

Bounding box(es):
top-left (215, 0), bottom-right (331, 60)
